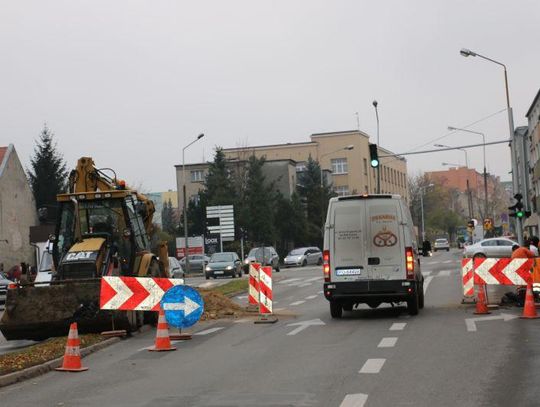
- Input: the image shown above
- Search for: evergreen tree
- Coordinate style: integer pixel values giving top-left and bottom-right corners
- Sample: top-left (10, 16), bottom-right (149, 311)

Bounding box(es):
top-left (27, 124), bottom-right (68, 209)
top-left (161, 198), bottom-right (177, 235)
top-left (204, 147), bottom-right (235, 206)
top-left (275, 192), bottom-right (307, 247)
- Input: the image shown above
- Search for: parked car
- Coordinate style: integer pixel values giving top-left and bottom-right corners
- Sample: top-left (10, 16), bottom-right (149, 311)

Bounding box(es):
top-left (243, 246), bottom-right (280, 274)
top-left (168, 257), bottom-right (185, 279)
top-left (205, 252), bottom-right (242, 279)
top-left (284, 247), bottom-right (323, 267)
top-left (179, 254), bottom-right (210, 273)
top-left (433, 238), bottom-right (450, 252)
top-left (0, 272), bottom-right (12, 311)
top-left (463, 237), bottom-right (517, 259)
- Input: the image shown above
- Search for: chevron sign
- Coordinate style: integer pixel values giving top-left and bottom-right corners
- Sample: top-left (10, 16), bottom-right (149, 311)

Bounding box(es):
top-left (99, 276), bottom-right (184, 311)
top-left (473, 258), bottom-right (533, 286)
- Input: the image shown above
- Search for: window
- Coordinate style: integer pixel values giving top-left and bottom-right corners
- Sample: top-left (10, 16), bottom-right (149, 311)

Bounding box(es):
top-left (334, 185), bottom-right (349, 196)
top-left (191, 170), bottom-right (204, 182)
top-left (364, 185), bottom-right (368, 193)
top-left (331, 158), bottom-right (348, 174)
top-left (296, 162), bottom-right (307, 172)
top-left (497, 240), bottom-right (514, 247)
top-left (363, 158), bottom-right (368, 175)
top-left (481, 240), bottom-right (497, 247)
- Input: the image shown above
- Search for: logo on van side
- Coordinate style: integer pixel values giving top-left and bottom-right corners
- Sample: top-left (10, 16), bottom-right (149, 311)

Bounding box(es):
top-left (373, 228), bottom-right (398, 247)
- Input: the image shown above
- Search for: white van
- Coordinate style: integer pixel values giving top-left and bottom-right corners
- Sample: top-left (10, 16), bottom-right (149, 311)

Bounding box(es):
top-left (323, 194), bottom-right (423, 317)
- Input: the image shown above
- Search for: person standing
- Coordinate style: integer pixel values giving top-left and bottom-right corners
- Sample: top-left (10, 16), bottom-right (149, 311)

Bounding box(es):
top-left (529, 236), bottom-right (539, 256)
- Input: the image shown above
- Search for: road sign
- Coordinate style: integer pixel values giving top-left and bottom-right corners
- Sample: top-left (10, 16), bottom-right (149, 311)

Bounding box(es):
top-left (161, 285), bottom-right (204, 329)
top-left (206, 205), bottom-right (235, 242)
top-left (100, 277), bottom-right (184, 311)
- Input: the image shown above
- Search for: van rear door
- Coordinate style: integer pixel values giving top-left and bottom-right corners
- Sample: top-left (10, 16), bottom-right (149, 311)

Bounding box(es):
top-left (366, 199), bottom-right (404, 280)
top-left (330, 200), bottom-right (369, 282)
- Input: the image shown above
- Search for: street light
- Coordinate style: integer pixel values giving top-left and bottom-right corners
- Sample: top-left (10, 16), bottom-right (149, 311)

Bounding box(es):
top-left (447, 126), bottom-right (488, 220)
top-left (434, 144), bottom-right (469, 168)
top-left (319, 145), bottom-right (354, 187)
top-left (460, 48), bottom-right (521, 243)
top-left (182, 133), bottom-right (205, 275)
top-left (372, 100), bottom-right (380, 193)
top-left (420, 184), bottom-right (434, 242)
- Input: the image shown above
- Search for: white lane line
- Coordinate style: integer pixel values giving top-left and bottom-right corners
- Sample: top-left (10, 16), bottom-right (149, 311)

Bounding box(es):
top-left (378, 337), bottom-right (398, 348)
top-left (390, 322), bottom-right (406, 331)
top-left (297, 283), bottom-right (313, 288)
top-left (422, 271), bottom-right (432, 277)
top-left (305, 295), bottom-right (317, 300)
top-left (423, 276), bottom-right (434, 295)
top-left (236, 295), bottom-right (248, 300)
top-left (194, 327), bottom-right (225, 336)
top-left (359, 359), bottom-right (386, 374)
top-left (305, 276), bottom-right (323, 282)
top-left (318, 290), bottom-right (324, 294)
top-left (274, 308), bottom-right (286, 312)
top-left (439, 270), bottom-right (451, 277)
top-left (442, 260), bottom-right (452, 264)
top-left (278, 278), bottom-right (301, 285)
top-left (234, 318), bottom-right (251, 323)
top-left (198, 282), bottom-right (218, 288)
top-left (290, 300), bottom-right (306, 306)
top-left (339, 393), bottom-right (368, 407)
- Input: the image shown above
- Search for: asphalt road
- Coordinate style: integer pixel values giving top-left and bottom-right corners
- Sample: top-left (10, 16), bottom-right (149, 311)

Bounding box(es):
top-left (1, 250), bottom-right (538, 406)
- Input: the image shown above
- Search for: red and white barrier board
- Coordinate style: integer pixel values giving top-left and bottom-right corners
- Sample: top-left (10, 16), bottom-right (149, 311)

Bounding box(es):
top-left (100, 276), bottom-right (184, 311)
top-left (258, 266), bottom-right (273, 314)
top-left (248, 263), bottom-right (260, 306)
top-left (461, 258), bottom-right (474, 297)
top-left (473, 258), bottom-right (533, 286)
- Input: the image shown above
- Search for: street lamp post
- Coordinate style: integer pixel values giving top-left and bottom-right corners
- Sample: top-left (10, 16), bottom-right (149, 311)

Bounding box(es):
top-left (434, 144), bottom-right (469, 168)
top-left (447, 126), bottom-right (488, 221)
top-left (182, 133), bottom-right (205, 275)
top-left (372, 100), bottom-right (380, 193)
top-left (460, 48), bottom-right (522, 244)
top-left (420, 184), bottom-right (434, 242)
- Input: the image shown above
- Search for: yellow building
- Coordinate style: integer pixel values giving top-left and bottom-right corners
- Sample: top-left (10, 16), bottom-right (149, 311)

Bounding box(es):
top-left (176, 130), bottom-right (408, 208)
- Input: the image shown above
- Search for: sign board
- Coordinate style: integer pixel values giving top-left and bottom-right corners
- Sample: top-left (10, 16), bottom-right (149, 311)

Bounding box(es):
top-left (100, 276), bottom-right (184, 311)
top-left (204, 233), bottom-right (220, 255)
top-left (206, 205), bottom-right (235, 242)
top-left (161, 285), bottom-right (204, 329)
top-left (176, 236), bottom-right (204, 258)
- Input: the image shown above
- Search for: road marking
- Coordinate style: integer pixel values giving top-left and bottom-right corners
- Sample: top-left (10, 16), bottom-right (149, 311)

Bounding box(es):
top-left (290, 300), bottom-right (305, 306)
top-left (305, 276), bottom-right (323, 282)
top-left (278, 278), bottom-right (301, 285)
top-left (423, 276), bottom-right (434, 295)
top-left (305, 295), bottom-right (317, 300)
top-left (236, 295), bottom-right (248, 300)
top-left (318, 290), bottom-right (324, 294)
top-left (234, 318), bottom-right (251, 323)
top-left (286, 318), bottom-right (325, 335)
top-left (359, 359), bottom-right (386, 374)
top-left (378, 337), bottom-right (398, 348)
top-left (274, 307), bottom-right (286, 312)
top-left (390, 322), bottom-right (406, 331)
top-left (422, 271), bottom-right (432, 276)
top-left (443, 260), bottom-right (452, 264)
top-left (439, 270), bottom-right (451, 277)
top-left (194, 327), bottom-right (225, 336)
top-left (465, 313), bottom-right (519, 332)
top-left (297, 283), bottom-right (313, 288)
top-left (339, 393), bottom-right (368, 407)
top-left (198, 282), bottom-right (218, 288)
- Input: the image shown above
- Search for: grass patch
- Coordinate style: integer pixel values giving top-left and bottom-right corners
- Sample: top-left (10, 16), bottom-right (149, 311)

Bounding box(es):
top-left (0, 334), bottom-right (105, 376)
top-left (212, 279), bottom-right (249, 297)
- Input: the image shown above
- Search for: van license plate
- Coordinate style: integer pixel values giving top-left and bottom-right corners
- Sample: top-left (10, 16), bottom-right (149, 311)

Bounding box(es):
top-left (336, 269), bottom-right (362, 276)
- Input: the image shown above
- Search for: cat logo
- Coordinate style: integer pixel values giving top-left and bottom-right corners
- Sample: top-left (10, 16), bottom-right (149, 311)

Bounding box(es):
top-left (65, 251), bottom-right (95, 262)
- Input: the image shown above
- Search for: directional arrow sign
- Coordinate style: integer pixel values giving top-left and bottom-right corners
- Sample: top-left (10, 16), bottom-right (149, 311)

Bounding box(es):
top-left (286, 318), bottom-right (326, 336)
top-left (465, 313), bottom-right (519, 332)
top-left (161, 285), bottom-right (204, 329)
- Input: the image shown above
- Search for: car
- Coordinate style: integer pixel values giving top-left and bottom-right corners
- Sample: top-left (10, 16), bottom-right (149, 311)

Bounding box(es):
top-left (179, 254), bottom-right (210, 273)
top-left (284, 247), bottom-right (323, 267)
top-left (323, 194), bottom-right (424, 317)
top-left (205, 252), bottom-right (242, 279)
top-left (463, 237), bottom-right (518, 259)
top-left (0, 272), bottom-right (13, 311)
top-left (433, 238), bottom-right (450, 252)
top-left (243, 246), bottom-right (280, 274)
top-left (168, 256), bottom-right (185, 279)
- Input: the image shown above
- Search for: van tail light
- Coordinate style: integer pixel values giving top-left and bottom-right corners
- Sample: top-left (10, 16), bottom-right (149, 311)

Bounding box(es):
top-left (323, 250), bottom-right (331, 282)
top-left (405, 247), bottom-right (414, 278)
top-left (8, 283), bottom-right (17, 289)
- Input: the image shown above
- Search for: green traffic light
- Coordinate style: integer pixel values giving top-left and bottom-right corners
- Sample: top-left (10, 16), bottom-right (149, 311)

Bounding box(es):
top-left (517, 211), bottom-right (524, 218)
top-left (371, 159), bottom-right (379, 168)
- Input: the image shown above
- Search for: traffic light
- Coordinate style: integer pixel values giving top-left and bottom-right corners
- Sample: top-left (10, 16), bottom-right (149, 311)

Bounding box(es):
top-left (369, 143), bottom-right (379, 168)
top-left (508, 193), bottom-right (530, 218)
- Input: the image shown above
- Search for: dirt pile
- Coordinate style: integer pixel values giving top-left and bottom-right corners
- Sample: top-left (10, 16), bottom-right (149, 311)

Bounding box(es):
top-left (199, 289), bottom-right (247, 321)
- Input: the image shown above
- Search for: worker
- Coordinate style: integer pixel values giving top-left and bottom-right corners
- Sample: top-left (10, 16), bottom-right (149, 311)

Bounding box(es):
top-left (530, 236), bottom-right (539, 256)
top-left (511, 241), bottom-right (535, 259)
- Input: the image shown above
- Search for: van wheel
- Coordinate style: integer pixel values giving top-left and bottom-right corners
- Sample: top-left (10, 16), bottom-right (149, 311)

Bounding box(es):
top-left (342, 303), bottom-right (353, 312)
top-left (407, 289), bottom-right (419, 316)
top-left (367, 301), bottom-right (380, 309)
top-left (302, 259), bottom-right (307, 267)
top-left (330, 301), bottom-right (343, 318)
top-left (419, 284), bottom-right (425, 309)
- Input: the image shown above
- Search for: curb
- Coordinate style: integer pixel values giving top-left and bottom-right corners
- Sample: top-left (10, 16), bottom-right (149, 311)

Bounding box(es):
top-left (0, 336), bottom-right (121, 388)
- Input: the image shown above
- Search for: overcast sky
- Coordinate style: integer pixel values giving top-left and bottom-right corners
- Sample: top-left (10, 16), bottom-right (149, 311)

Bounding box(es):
top-left (1, 1), bottom-right (539, 192)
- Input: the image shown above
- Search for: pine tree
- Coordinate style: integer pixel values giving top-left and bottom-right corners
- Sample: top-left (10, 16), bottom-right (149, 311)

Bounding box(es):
top-left (204, 148), bottom-right (235, 206)
top-left (161, 199), bottom-right (177, 235)
top-left (27, 124), bottom-right (68, 209)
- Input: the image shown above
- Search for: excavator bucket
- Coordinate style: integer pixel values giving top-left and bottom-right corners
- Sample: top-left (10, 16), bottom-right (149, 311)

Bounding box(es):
top-left (0, 279), bottom-right (137, 341)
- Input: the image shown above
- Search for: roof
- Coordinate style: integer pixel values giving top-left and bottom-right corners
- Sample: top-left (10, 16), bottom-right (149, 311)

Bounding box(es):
top-left (174, 158), bottom-right (298, 169)
top-left (0, 145), bottom-right (13, 178)
top-left (222, 141), bottom-right (316, 152)
top-left (310, 129), bottom-right (370, 139)
top-left (526, 88), bottom-right (540, 118)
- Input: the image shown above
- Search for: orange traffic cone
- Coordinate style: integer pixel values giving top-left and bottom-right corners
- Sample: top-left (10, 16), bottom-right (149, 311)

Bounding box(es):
top-left (55, 322), bottom-right (88, 372)
top-left (521, 280), bottom-right (539, 319)
top-left (148, 308), bottom-right (176, 352)
top-left (474, 284), bottom-right (490, 315)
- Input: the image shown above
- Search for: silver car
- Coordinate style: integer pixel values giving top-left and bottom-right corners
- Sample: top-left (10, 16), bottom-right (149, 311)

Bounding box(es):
top-left (433, 238), bottom-right (450, 252)
top-left (0, 272), bottom-right (12, 311)
top-left (284, 247), bottom-right (323, 267)
top-left (179, 254), bottom-right (210, 273)
top-left (463, 237), bottom-right (517, 259)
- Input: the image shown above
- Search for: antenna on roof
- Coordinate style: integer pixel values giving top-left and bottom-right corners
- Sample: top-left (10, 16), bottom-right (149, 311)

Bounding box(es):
top-left (355, 112), bottom-right (360, 132)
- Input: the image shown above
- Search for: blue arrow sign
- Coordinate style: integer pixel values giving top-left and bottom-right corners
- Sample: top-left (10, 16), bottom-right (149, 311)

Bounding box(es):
top-left (161, 285), bottom-right (204, 329)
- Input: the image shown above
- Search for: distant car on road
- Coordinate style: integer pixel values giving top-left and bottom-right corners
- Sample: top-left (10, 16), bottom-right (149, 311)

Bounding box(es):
top-left (0, 272), bottom-right (12, 311)
top-left (284, 247), bottom-right (323, 267)
top-left (243, 246), bottom-right (280, 273)
top-left (179, 255), bottom-right (210, 274)
top-left (168, 257), bottom-right (185, 279)
top-left (433, 238), bottom-right (450, 252)
top-left (205, 252), bottom-right (242, 279)
top-left (463, 237), bottom-right (517, 259)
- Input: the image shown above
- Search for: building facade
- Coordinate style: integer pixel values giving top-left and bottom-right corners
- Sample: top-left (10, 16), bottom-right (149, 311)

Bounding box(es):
top-left (0, 145), bottom-right (38, 268)
top-left (525, 89), bottom-right (540, 235)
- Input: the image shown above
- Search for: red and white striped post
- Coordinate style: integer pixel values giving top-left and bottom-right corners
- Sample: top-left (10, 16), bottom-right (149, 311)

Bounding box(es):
top-left (255, 266), bottom-right (278, 323)
top-left (247, 262), bottom-right (260, 312)
top-left (461, 258), bottom-right (475, 304)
